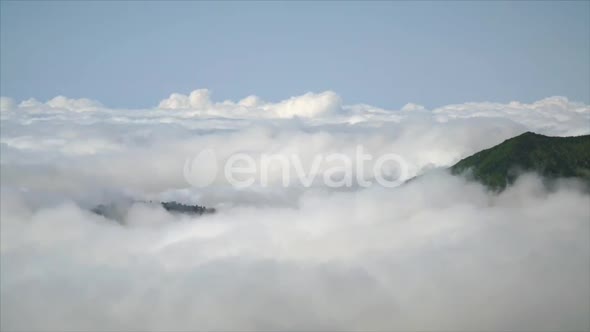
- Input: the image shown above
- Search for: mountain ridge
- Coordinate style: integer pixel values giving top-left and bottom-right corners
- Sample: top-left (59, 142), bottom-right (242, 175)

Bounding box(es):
top-left (450, 131), bottom-right (590, 190)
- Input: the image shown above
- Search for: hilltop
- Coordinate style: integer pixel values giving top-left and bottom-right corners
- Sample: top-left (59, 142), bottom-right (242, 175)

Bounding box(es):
top-left (451, 132), bottom-right (590, 190)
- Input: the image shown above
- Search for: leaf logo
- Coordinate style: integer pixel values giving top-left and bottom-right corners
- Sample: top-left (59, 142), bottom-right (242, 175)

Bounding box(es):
top-left (183, 149), bottom-right (218, 188)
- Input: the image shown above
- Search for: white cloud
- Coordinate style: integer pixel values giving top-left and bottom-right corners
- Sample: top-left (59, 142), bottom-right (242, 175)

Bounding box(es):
top-left (17, 98), bottom-right (44, 109)
top-left (400, 102), bottom-right (427, 112)
top-left (156, 89), bottom-right (342, 119)
top-left (0, 96), bottom-right (102, 113)
top-left (433, 96), bottom-right (590, 136)
top-left (265, 91), bottom-right (342, 118)
top-left (238, 95), bottom-right (263, 108)
top-left (158, 89), bottom-right (212, 110)
top-left (1, 173), bottom-right (588, 331)
top-left (45, 96), bottom-right (102, 111)
top-left (1, 90), bottom-right (589, 331)
top-left (4, 91), bottom-right (588, 136)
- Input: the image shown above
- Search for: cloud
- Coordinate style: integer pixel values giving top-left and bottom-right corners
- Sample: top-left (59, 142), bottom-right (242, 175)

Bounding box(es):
top-left (158, 89), bottom-right (212, 110)
top-left (156, 90), bottom-right (341, 118)
top-left (7, 96), bottom-right (103, 112)
top-left (1, 173), bottom-right (588, 331)
top-left (433, 96), bottom-right (590, 136)
top-left (238, 95), bottom-right (263, 108)
top-left (146, 90), bottom-right (587, 133)
top-left (1, 91), bottom-right (587, 197)
top-left (4, 91), bottom-right (588, 135)
top-left (45, 96), bottom-right (103, 111)
top-left (1, 90), bottom-right (589, 331)
top-left (400, 102), bottom-right (427, 112)
top-left (265, 91), bottom-right (342, 118)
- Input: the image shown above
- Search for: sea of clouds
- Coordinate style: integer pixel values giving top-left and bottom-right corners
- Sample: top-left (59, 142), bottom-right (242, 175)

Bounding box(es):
top-left (1, 90), bottom-right (589, 331)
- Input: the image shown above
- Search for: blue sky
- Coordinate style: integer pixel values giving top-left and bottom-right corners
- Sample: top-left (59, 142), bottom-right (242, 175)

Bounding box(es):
top-left (1, 1), bottom-right (589, 109)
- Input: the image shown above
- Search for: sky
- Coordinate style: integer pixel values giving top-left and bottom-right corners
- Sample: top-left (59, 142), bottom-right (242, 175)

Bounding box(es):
top-left (1, 1), bottom-right (589, 109)
top-left (2, 2), bottom-right (590, 329)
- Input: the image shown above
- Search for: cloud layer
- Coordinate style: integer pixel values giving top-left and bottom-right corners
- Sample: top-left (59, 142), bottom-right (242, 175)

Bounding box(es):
top-left (1, 90), bottom-right (589, 331)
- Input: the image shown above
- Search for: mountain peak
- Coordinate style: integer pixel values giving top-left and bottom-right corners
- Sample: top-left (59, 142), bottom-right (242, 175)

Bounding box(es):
top-left (451, 133), bottom-right (590, 190)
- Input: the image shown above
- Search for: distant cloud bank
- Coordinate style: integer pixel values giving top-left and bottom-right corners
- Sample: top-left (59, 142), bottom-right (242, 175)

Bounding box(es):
top-left (2, 90), bottom-right (588, 135)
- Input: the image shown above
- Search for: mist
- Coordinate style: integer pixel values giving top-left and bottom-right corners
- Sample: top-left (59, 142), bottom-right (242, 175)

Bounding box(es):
top-left (1, 91), bottom-right (589, 331)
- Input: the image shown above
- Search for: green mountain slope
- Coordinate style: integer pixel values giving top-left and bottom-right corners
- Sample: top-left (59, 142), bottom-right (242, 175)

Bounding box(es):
top-left (451, 132), bottom-right (590, 190)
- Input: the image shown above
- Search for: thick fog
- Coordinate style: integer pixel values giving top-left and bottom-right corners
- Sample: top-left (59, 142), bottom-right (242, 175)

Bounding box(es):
top-left (1, 91), bottom-right (589, 331)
